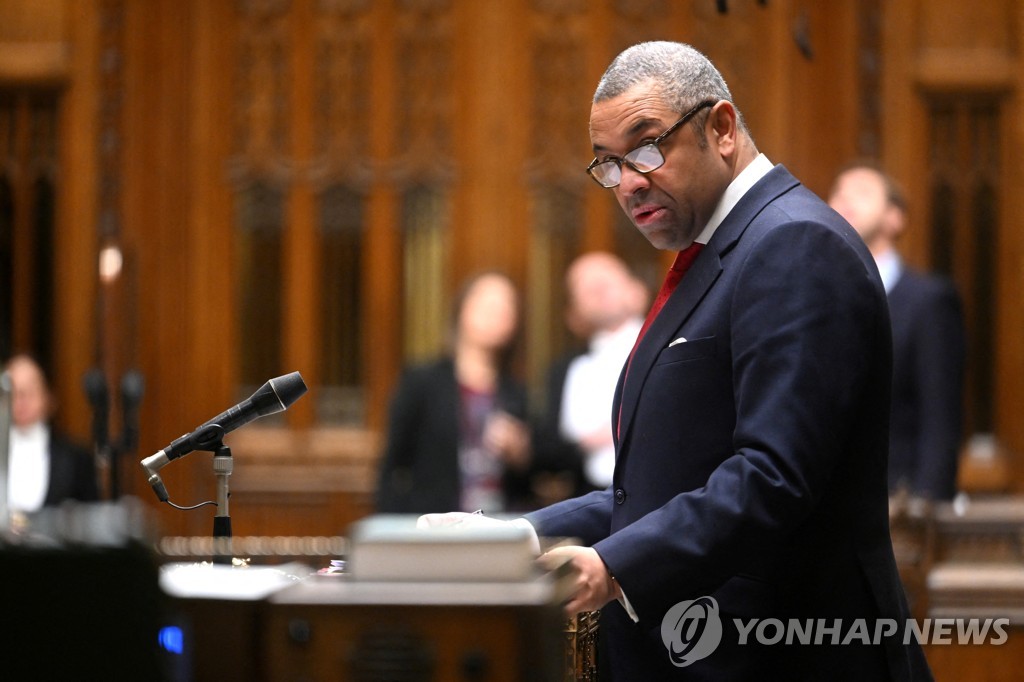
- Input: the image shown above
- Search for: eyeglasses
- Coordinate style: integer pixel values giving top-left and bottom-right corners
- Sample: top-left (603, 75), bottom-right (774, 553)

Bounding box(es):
top-left (585, 100), bottom-right (717, 189)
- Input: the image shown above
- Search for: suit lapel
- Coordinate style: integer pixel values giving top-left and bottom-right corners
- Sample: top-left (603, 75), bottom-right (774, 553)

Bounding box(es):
top-left (615, 165), bottom-right (800, 449)
top-left (616, 249), bottom-right (721, 442)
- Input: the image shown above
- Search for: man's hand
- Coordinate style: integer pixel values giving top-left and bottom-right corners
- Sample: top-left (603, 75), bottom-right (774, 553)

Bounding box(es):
top-left (538, 545), bottom-right (620, 617)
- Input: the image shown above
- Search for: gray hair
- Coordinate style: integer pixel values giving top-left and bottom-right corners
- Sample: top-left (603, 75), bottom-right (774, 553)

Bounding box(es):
top-left (594, 41), bottom-right (748, 139)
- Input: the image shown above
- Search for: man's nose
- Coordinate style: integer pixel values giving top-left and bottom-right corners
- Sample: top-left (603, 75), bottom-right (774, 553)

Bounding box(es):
top-left (617, 164), bottom-right (650, 196)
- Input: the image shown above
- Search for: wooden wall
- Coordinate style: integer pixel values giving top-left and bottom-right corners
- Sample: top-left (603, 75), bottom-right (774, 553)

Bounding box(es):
top-left (2, 0), bottom-right (1023, 538)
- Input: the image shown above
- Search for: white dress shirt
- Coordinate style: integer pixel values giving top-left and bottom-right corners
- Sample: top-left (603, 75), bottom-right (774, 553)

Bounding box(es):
top-left (8, 421), bottom-right (51, 513)
top-left (694, 152), bottom-right (774, 245)
top-left (560, 317), bottom-right (644, 488)
top-left (873, 249), bottom-right (903, 294)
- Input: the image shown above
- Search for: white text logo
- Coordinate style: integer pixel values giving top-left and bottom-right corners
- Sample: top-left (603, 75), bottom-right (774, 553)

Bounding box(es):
top-left (733, 617), bottom-right (1009, 646)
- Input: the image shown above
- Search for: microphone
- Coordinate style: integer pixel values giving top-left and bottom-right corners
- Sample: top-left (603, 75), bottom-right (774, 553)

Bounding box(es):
top-left (119, 370), bottom-right (145, 454)
top-left (140, 372), bottom-right (307, 502)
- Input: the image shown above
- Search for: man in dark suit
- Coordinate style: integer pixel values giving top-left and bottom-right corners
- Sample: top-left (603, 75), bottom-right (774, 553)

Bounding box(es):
top-left (423, 42), bottom-right (931, 679)
top-left (5, 354), bottom-right (99, 512)
top-left (828, 163), bottom-right (966, 501)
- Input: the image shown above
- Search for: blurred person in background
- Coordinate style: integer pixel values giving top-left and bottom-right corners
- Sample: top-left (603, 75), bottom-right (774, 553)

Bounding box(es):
top-left (532, 252), bottom-right (649, 503)
top-left (375, 272), bottom-right (532, 514)
top-left (5, 353), bottom-right (99, 513)
top-left (829, 162), bottom-right (966, 501)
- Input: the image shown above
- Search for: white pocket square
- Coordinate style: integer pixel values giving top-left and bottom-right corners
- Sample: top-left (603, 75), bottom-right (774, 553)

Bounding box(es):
top-left (668, 337), bottom-right (687, 347)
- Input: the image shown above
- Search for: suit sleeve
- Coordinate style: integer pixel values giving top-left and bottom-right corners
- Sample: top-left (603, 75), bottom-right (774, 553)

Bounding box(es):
top-left (524, 488), bottom-right (614, 547)
top-left (592, 220), bottom-right (886, 626)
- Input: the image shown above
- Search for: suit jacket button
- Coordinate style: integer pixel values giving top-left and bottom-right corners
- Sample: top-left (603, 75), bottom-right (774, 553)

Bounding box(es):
top-left (614, 489), bottom-right (626, 505)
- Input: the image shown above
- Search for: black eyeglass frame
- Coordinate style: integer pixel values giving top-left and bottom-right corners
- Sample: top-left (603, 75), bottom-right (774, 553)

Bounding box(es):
top-left (585, 99), bottom-right (718, 188)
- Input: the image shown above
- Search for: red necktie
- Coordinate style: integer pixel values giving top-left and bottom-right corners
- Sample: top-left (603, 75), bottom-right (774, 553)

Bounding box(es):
top-left (633, 242), bottom-right (705, 354)
top-left (618, 242), bottom-right (704, 436)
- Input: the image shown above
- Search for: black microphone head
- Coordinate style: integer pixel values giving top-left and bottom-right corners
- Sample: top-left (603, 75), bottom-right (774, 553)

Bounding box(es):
top-left (248, 371), bottom-right (307, 418)
top-left (120, 370), bottom-right (145, 406)
top-left (269, 371), bottom-right (307, 409)
top-left (83, 368), bottom-right (109, 406)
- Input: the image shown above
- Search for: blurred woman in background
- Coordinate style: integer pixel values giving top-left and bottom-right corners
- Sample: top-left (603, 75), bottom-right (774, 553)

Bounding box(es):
top-left (375, 271), bottom-right (532, 515)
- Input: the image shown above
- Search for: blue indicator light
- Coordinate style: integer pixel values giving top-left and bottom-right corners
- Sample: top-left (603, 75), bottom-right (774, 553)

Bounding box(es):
top-left (158, 626), bottom-right (184, 655)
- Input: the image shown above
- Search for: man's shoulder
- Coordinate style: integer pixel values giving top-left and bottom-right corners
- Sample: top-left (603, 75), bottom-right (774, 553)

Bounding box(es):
top-left (746, 190), bottom-right (868, 260)
top-left (731, 165), bottom-right (848, 240)
top-left (713, 166), bottom-right (850, 259)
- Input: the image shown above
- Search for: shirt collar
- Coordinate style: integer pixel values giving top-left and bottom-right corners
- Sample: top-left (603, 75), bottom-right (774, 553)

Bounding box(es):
top-left (874, 249), bottom-right (903, 294)
top-left (11, 420), bottom-right (48, 442)
top-left (694, 153), bottom-right (774, 245)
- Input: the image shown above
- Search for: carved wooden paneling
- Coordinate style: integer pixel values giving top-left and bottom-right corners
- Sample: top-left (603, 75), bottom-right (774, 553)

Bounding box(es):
top-left (393, 0), bottom-right (454, 363)
top-left (308, 4), bottom-right (374, 424)
top-left (317, 185), bottom-right (366, 424)
top-left (231, 0), bottom-right (291, 183)
top-left (6, 0), bottom-right (1024, 541)
top-left (0, 92), bottom-right (60, 370)
top-left (689, 0), bottom-right (762, 138)
top-left (609, 0), bottom-right (671, 56)
top-left (401, 185), bottom-right (449, 362)
top-left (526, 0), bottom-right (588, 190)
top-left (230, 0), bottom-right (291, 396)
top-left (392, 0), bottom-right (455, 186)
top-left (310, 0), bottom-right (374, 188)
top-left (525, 0), bottom-right (588, 389)
top-left (926, 97), bottom-right (1002, 439)
top-left (855, 0), bottom-right (883, 158)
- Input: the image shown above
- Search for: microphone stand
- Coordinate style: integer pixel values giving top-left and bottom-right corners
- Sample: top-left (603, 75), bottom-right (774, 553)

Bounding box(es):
top-left (140, 372), bottom-right (308, 564)
top-left (153, 424), bottom-right (235, 564)
top-left (211, 442), bottom-right (233, 565)
top-left (183, 425), bottom-right (233, 565)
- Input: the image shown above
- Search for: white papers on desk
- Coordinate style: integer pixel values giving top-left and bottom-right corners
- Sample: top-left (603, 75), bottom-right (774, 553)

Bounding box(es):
top-left (347, 514), bottom-right (537, 582)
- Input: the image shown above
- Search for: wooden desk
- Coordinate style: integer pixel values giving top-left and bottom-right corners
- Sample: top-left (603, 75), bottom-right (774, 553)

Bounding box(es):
top-left (264, 577), bottom-right (568, 682)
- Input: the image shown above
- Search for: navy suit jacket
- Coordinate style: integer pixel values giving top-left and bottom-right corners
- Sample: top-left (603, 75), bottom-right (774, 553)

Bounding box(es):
top-left (526, 166), bottom-right (931, 681)
top-left (888, 268), bottom-right (965, 500)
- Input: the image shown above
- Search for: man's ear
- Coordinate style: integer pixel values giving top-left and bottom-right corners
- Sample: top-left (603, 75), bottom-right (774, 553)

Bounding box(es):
top-left (708, 101), bottom-right (738, 156)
